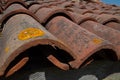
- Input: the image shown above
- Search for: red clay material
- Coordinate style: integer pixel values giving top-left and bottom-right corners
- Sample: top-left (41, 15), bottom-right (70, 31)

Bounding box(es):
top-left (29, 4), bottom-right (41, 13)
top-left (30, 4), bottom-right (51, 14)
top-left (96, 14), bottom-right (120, 24)
top-left (0, 13), bottom-right (74, 76)
top-left (29, 0), bottom-right (66, 13)
top-left (47, 55), bottom-right (69, 70)
top-left (105, 22), bottom-right (120, 31)
top-left (80, 20), bottom-right (120, 59)
top-left (56, 1), bottom-right (72, 8)
top-left (84, 13), bottom-right (120, 30)
top-left (5, 0), bottom-right (27, 8)
top-left (0, 9), bottom-right (40, 28)
top-left (46, 16), bottom-right (116, 69)
top-left (68, 11), bottom-right (97, 24)
top-left (66, 8), bottom-right (93, 15)
top-left (35, 7), bottom-right (75, 24)
top-left (0, 3), bottom-right (26, 21)
top-left (0, 0), bottom-right (120, 77)
top-left (1, 0), bottom-right (27, 7)
top-left (5, 57), bottom-right (29, 77)
top-left (93, 10), bottom-right (114, 14)
top-left (84, 13), bottom-right (120, 24)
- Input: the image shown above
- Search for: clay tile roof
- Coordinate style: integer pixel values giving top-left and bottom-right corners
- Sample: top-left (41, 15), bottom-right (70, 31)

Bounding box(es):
top-left (0, 0), bottom-right (120, 77)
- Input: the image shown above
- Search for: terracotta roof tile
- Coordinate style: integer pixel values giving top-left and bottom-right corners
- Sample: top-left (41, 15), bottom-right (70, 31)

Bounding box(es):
top-left (0, 4), bottom-right (27, 26)
top-left (0, 9), bottom-right (40, 28)
top-left (45, 16), bottom-right (116, 69)
top-left (35, 7), bottom-right (74, 24)
top-left (3, 0), bottom-right (27, 9)
top-left (68, 11), bottom-right (97, 24)
top-left (105, 22), bottom-right (120, 31)
top-left (0, 0), bottom-right (120, 77)
top-left (28, 4), bottom-right (41, 13)
top-left (80, 20), bottom-right (120, 58)
top-left (84, 13), bottom-right (120, 24)
top-left (0, 13), bottom-right (73, 76)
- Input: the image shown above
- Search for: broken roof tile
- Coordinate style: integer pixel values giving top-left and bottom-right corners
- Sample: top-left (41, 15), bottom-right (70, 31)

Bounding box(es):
top-left (0, 13), bottom-right (74, 76)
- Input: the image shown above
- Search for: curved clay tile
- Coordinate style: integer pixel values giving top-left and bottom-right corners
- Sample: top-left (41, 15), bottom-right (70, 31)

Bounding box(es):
top-left (114, 12), bottom-right (120, 16)
top-left (66, 8), bottom-right (93, 15)
top-left (0, 3), bottom-right (26, 23)
top-left (79, 5), bottom-right (87, 9)
top-left (84, 13), bottom-right (120, 23)
top-left (0, 9), bottom-right (40, 28)
top-left (105, 22), bottom-right (120, 31)
top-left (103, 6), bottom-right (112, 10)
top-left (36, 0), bottom-right (64, 5)
top-left (34, 1), bottom-right (48, 4)
top-left (92, 10), bottom-right (105, 14)
top-left (57, 1), bottom-right (72, 8)
top-left (46, 16), bottom-right (117, 69)
top-left (115, 14), bottom-right (120, 16)
top-left (36, 1), bottom-right (58, 7)
top-left (85, 3), bottom-right (97, 10)
top-left (96, 14), bottom-right (120, 24)
top-left (68, 11), bottom-right (96, 24)
top-left (35, 7), bottom-right (75, 24)
top-left (80, 20), bottom-right (120, 59)
top-left (5, 57), bottom-right (29, 77)
top-left (83, 13), bottom-right (98, 20)
top-left (29, 4), bottom-right (42, 13)
top-left (69, 1), bottom-right (80, 8)
top-left (3, 0), bottom-right (27, 10)
top-left (93, 10), bottom-right (115, 15)
top-left (101, 15), bottom-right (120, 31)
top-left (86, 6), bottom-right (96, 10)
top-left (34, 3), bottom-right (52, 12)
top-left (0, 13), bottom-right (74, 76)
top-left (84, 13), bottom-right (120, 30)
top-left (26, 1), bottom-right (40, 8)
top-left (112, 7), bottom-right (120, 11)
top-left (102, 11), bottom-right (116, 15)
top-left (99, 11), bottom-right (114, 15)
top-left (37, 0), bottom-right (56, 3)
top-left (29, 0), bottom-right (66, 14)
top-left (47, 1), bottom-right (64, 6)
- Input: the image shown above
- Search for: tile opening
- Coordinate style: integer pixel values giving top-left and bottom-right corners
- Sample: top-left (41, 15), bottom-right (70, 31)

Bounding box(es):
top-left (81, 49), bottom-right (118, 67)
top-left (4, 45), bottom-right (74, 77)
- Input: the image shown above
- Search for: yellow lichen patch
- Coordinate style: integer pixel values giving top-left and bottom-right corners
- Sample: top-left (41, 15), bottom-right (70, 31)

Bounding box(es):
top-left (18, 28), bottom-right (44, 40)
top-left (93, 38), bottom-right (102, 44)
top-left (5, 47), bottom-right (9, 53)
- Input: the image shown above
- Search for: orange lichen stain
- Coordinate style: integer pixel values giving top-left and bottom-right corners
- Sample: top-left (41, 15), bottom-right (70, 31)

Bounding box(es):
top-left (5, 47), bottom-right (9, 53)
top-left (18, 28), bottom-right (44, 40)
top-left (93, 38), bottom-right (102, 44)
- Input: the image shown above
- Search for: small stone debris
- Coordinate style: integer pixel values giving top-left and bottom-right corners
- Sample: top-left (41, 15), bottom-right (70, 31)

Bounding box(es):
top-left (78, 75), bottom-right (98, 80)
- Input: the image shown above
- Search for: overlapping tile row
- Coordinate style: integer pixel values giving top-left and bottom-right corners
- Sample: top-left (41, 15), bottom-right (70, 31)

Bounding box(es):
top-left (0, 0), bottom-right (120, 77)
top-left (0, 10), bottom-right (75, 77)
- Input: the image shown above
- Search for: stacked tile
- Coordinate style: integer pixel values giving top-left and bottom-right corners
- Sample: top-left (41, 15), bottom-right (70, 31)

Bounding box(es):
top-left (0, 0), bottom-right (120, 78)
top-left (0, 0), bottom-right (77, 77)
